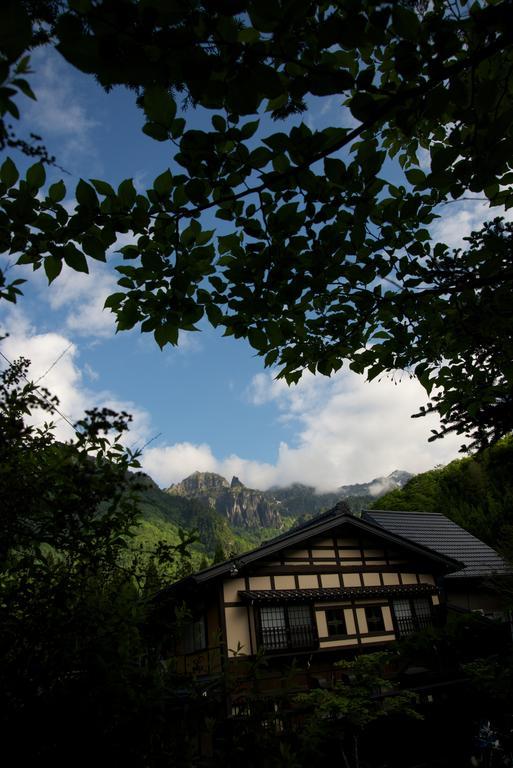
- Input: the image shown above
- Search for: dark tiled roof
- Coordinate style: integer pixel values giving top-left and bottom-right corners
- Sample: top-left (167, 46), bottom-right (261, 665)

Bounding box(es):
top-left (239, 583), bottom-right (437, 604)
top-left (159, 511), bottom-right (462, 599)
top-left (363, 510), bottom-right (510, 579)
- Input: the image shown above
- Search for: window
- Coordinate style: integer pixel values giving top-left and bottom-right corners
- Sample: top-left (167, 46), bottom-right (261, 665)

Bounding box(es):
top-left (392, 598), bottom-right (433, 636)
top-left (183, 615), bottom-right (207, 653)
top-left (364, 606), bottom-right (385, 633)
top-left (325, 609), bottom-right (347, 637)
top-left (259, 605), bottom-right (317, 652)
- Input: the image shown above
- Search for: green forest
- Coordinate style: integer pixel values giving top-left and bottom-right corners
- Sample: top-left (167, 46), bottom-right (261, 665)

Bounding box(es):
top-left (373, 436), bottom-right (513, 552)
top-left (2, 0), bottom-right (513, 765)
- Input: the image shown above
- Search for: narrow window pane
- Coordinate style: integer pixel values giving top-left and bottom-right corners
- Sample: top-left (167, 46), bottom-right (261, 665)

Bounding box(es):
top-left (413, 598), bottom-right (432, 629)
top-left (184, 615), bottom-right (207, 652)
top-left (326, 609), bottom-right (347, 637)
top-left (260, 606), bottom-right (287, 650)
top-left (365, 606), bottom-right (385, 633)
top-left (288, 605), bottom-right (315, 649)
top-left (393, 599), bottom-right (412, 620)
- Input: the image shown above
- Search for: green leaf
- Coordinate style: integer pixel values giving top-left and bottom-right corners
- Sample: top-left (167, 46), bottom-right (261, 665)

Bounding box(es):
top-left (206, 303), bottom-right (223, 326)
top-left (154, 169), bottom-right (173, 196)
top-left (76, 179), bottom-right (99, 209)
top-left (143, 85), bottom-right (176, 127)
top-left (392, 6), bottom-right (420, 41)
top-left (154, 324), bottom-right (179, 348)
top-left (212, 115), bottom-right (226, 132)
top-left (0, 1), bottom-right (32, 61)
top-left (414, 228), bottom-right (430, 242)
top-left (170, 118), bottom-right (186, 138)
top-left (0, 157), bottom-right (19, 187)
top-left (405, 169), bottom-right (426, 187)
top-left (48, 180), bottom-right (66, 203)
top-left (12, 77), bottom-right (36, 100)
top-left (250, 146), bottom-right (273, 168)
top-left (324, 158), bottom-right (346, 184)
top-left (118, 245), bottom-right (139, 259)
top-left (90, 179), bottom-right (116, 197)
top-left (142, 122), bottom-right (169, 141)
top-left (218, 233), bottom-right (239, 254)
top-left (248, 327), bottom-right (267, 351)
top-left (272, 153), bottom-right (290, 173)
top-left (180, 222), bottom-right (198, 246)
top-left (44, 255), bottom-right (62, 283)
top-left (82, 234), bottom-right (106, 261)
top-left (118, 178), bottom-right (136, 208)
top-left (237, 27), bottom-right (260, 43)
top-left (240, 120), bottom-right (259, 139)
top-left (349, 93), bottom-right (376, 122)
top-left (26, 162), bottom-right (46, 189)
top-left (104, 292), bottom-right (125, 309)
top-left (63, 243), bottom-right (88, 273)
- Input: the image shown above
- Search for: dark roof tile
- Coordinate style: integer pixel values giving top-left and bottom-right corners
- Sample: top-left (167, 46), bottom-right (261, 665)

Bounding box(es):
top-left (239, 583), bottom-right (437, 604)
top-left (362, 510), bottom-right (510, 579)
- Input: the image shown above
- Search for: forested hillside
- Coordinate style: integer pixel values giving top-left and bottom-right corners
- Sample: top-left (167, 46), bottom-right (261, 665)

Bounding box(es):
top-left (131, 474), bottom-right (286, 566)
top-left (372, 436), bottom-right (513, 549)
top-left (133, 469), bottom-right (413, 566)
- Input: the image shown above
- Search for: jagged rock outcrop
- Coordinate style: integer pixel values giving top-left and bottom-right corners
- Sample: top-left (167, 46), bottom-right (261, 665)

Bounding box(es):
top-left (166, 471), bottom-right (283, 529)
top-left (169, 471), bottom-right (229, 496)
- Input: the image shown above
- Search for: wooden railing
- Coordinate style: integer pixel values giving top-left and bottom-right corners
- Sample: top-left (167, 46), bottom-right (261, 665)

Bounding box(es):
top-left (394, 614), bottom-right (433, 637)
top-left (261, 624), bottom-right (318, 652)
top-left (175, 645), bottom-right (223, 677)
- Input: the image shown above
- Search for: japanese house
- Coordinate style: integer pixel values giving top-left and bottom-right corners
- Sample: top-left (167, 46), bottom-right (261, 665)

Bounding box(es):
top-left (161, 504), bottom-right (509, 680)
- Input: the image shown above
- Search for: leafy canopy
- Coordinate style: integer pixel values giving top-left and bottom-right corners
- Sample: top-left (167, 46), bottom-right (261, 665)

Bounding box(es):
top-left (1, 0), bottom-right (513, 448)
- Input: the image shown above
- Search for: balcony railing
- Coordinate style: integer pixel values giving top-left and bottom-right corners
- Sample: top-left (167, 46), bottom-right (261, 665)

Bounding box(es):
top-left (394, 614), bottom-right (433, 637)
top-left (261, 624), bottom-right (318, 652)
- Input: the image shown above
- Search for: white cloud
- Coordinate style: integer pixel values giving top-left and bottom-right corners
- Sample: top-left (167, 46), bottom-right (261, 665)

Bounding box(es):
top-left (142, 367), bottom-right (464, 491)
top-left (0, 306), bottom-right (466, 494)
top-left (44, 262), bottom-right (118, 338)
top-left (141, 442), bottom-right (218, 485)
top-left (432, 198), bottom-right (513, 251)
top-left (25, 48), bottom-right (100, 167)
top-left (140, 441), bottom-right (279, 490)
top-left (0, 309), bottom-right (151, 448)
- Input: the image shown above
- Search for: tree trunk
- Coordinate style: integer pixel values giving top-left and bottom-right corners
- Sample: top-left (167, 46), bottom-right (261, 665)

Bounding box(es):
top-left (353, 733), bottom-right (360, 768)
top-left (340, 741), bottom-right (351, 768)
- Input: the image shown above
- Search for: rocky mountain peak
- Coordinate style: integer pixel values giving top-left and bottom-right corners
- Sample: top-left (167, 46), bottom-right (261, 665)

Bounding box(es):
top-left (166, 471), bottom-right (283, 529)
top-left (167, 471), bottom-right (229, 496)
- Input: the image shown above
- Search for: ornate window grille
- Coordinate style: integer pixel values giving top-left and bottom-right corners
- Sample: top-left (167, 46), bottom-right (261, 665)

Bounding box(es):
top-left (259, 605), bottom-right (318, 652)
top-left (392, 598), bottom-right (433, 636)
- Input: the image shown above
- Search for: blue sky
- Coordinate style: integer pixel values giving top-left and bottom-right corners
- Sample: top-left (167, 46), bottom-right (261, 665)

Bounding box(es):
top-left (1, 46), bottom-right (500, 491)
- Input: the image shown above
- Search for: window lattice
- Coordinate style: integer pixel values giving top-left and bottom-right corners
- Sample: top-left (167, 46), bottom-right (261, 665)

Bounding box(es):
top-left (326, 609), bottom-right (347, 637)
top-left (392, 598), bottom-right (433, 636)
top-left (259, 605), bottom-right (316, 652)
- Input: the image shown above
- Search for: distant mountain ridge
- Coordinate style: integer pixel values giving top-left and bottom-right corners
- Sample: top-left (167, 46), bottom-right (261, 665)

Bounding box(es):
top-left (338, 470), bottom-right (413, 498)
top-left (165, 469), bottom-right (413, 529)
top-left (130, 468), bottom-right (414, 566)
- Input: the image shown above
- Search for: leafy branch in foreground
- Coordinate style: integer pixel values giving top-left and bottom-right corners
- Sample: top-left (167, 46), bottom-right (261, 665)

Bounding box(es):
top-left (0, 354), bottom-right (199, 764)
top-left (1, 0), bottom-right (513, 448)
top-left (295, 652), bottom-right (421, 768)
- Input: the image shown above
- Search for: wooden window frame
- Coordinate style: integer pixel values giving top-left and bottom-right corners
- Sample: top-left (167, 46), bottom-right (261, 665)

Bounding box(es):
top-left (256, 604), bottom-right (319, 654)
top-left (364, 605), bottom-right (386, 634)
top-left (325, 608), bottom-right (348, 638)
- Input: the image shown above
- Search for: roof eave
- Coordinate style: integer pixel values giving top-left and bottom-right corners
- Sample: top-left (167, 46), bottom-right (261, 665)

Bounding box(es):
top-left (158, 510), bottom-right (462, 598)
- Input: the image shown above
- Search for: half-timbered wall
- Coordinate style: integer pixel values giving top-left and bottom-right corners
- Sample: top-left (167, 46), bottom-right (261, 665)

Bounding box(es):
top-left (222, 531), bottom-right (440, 658)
